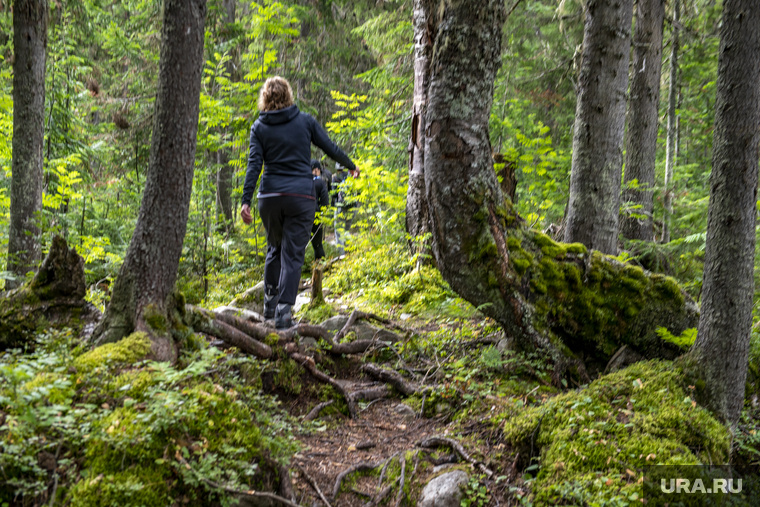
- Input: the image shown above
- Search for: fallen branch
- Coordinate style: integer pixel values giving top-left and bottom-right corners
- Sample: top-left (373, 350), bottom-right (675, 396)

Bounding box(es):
top-left (295, 464), bottom-right (332, 507)
top-left (418, 436), bottom-right (494, 478)
top-left (187, 305), bottom-right (272, 359)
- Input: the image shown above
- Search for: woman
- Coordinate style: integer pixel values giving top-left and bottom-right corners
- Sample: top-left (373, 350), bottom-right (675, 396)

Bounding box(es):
top-left (241, 76), bottom-right (356, 329)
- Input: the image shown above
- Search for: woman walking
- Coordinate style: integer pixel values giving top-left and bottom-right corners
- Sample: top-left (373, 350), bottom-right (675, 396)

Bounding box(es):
top-left (240, 77), bottom-right (356, 329)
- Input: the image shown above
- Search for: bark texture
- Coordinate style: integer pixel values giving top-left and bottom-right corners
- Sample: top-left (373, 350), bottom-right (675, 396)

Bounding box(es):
top-left (8, 0), bottom-right (48, 288)
top-left (91, 0), bottom-right (208, 360)
top-left (564, 0), bottom-right (634, 254)
top-left (661, 0), bottom-right (680, 244)
top-left (405, 0), bottom-right (435, 250)
top-left (418, 0), bottom-right (696, 372)
top-left (621, 0), bottom-right (665, 242)
top-left (691, 0), bottom-right (760, 425)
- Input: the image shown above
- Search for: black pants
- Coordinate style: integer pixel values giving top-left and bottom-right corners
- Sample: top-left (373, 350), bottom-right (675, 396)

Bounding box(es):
top-left (311, 221), bottom-right (325, 259)
top-left (258, 195), bottom-right (315, 306)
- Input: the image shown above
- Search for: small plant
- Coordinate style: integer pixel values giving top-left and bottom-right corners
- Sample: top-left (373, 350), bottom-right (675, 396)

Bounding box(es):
top-left (461, 474), bottom-right (490, 507)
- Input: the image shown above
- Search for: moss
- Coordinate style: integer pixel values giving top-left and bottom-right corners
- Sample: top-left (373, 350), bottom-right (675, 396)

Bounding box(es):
top-left (68, 466), bottom-right (171, 506)
top-left (274, 358), bottom-right (303, 395)
top-left (21, 372), bottom-right (74, 405)
top-left (298, 301), bottom-right (335, 324)
top-left (498, 360), bottom-right (730, 505)
top-left (143, 304), bottom-right (169, 334)
top-left (74, 332), bottom-right (152, 372)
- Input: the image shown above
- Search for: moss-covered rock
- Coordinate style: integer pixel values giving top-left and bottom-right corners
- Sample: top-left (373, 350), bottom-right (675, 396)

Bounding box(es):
top-left (496, 360), bottom-right (729, 505)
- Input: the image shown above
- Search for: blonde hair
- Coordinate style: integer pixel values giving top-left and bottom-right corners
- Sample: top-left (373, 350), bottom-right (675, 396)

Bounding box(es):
top-left (258, 76), bottom-right (294, 112)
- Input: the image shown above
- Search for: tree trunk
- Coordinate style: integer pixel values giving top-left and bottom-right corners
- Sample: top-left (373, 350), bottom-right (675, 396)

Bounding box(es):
top-left (405, 0), bottom-right (435, 257)
top-left (662, 0), bottom-right (679, 244)
top-left (215, 0), bottom-right (236, 229)
top-left (7, 0), bottom-right (48, 289)
top-left (564, 0), bottom-right (634, 254)
top-left (91, 0), bottom-right (208, 361)
top-left (690, 0), bottom-right (760, 425)
top-left (621, 0), bottom-right (665, 242)
top-left (419, 0), bottom-right (696, 373)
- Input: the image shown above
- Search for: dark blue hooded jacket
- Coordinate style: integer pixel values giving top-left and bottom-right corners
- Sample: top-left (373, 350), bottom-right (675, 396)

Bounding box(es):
top-left (241, 105), bottom-right (356, 206)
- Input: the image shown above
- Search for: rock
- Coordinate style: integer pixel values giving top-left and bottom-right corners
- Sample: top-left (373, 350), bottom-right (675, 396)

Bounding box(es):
top-left (293, 292), bottom-right (310, 313)
top-left (228, 281), bottom-right (265, 313)
top-left (300, 336), bottom-right (318, 350)
top-left (417, 470), bottom-right (469, 507)
top-left (496, 338), bottom-right (512, 354)
top-left (320, 315), bottom-right (402, 343)
top-left (393, 403), bottom-right (417, 421)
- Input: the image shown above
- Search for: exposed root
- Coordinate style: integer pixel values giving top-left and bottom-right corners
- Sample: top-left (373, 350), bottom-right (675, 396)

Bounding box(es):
top-left (289, 350), bottom-right (357, 418)
top-left (394, 452), bottom-right (406, 507)
top-left (363, 481), bottom-right (395, 507)
top-left (361, 363), bottom-right (421, 396)
top-left (332, 461), bottom-right (383, 500)
top-left (303, 400), bottom-right (334, 422)
top-left (418, 435), bottom-right (494, 478)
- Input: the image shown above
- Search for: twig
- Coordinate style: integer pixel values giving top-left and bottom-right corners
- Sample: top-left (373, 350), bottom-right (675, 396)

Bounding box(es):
top-left (332, 461), bottom-right (383, 500)
top-left (295, 464), bottom-right (332, 507)
top-left (418, 436), bottom-right (494, 478)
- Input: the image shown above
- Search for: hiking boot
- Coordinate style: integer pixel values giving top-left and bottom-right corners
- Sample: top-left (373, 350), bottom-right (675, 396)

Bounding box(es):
top-left (274, 303), bottom-right (294, 330)
top-left (263, 285), bottom-right (279, 319)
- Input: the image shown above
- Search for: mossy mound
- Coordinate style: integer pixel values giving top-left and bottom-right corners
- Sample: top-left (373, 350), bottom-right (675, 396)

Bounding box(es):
top-left (496, 360), bottom-right (729, 505)
top-left (74, 332), bottom-right (152, 372)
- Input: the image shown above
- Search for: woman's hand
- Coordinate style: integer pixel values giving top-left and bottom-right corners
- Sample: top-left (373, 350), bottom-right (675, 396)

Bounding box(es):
top-left (241, 204), bottom-right (253, 224)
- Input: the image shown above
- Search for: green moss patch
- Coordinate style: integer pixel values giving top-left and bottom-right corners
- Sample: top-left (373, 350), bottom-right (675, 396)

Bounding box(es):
top-left (497, 360), bottom-right (729, 505)
top-left (74, 332), bottom-right (152, 372)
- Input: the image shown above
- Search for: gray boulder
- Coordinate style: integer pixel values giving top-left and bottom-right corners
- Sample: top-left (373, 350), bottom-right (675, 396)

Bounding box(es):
top-left (417, 470), bottom-right (469, 507)
top-left (320, 315), bottom-right (401, 343)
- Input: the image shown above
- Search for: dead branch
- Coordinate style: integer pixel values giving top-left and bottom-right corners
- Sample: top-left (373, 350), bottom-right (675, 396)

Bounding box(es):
top-left (360, 364), bottom-right (420, 396)
top-left (332, 461), bottom-right (383, 500)
top-left (295, 464), bottom-right (332, 507)
top-left (303, 400), bottom-right (334, 421)
top-left (418, 436), bottom-right (494, 478)
top-left (187, 305), bottom-right (272, 359)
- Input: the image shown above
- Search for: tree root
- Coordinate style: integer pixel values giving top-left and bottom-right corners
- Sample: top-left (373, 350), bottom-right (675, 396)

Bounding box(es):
top-left (361, 364), bottom-right (422, 396)
top-left (186, 305), bottom-right (272, 358)
top-left (303, 400), bottom-right (334, 421)
top-left (418, 436), bottom-right (494, 478)
top-left (289, 350), bottom-right (357, 418)
top-left (332, 461), bottom-right (384, 500)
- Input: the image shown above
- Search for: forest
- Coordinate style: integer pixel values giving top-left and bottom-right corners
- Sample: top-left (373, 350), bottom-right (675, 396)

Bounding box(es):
top-left (1, 0), bottom-right (760, 505)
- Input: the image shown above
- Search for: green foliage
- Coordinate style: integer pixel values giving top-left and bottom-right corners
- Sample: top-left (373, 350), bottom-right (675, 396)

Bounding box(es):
top-left (0, 329), bottom-right (297, 506)
top-left (655, 326), bottom-right (697, 349)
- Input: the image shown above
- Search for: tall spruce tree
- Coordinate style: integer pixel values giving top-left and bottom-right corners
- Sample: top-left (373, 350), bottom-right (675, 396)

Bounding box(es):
top-left (564, 0), bottom-right (634, 254)
top-left (621, 0), bottom-right (665, 242)
top-left (691, 0), bottom-right (760, 425)
top-left (92, 0), bottom-right (208, 360)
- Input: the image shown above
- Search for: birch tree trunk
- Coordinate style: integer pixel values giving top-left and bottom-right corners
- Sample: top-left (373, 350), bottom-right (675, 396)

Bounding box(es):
top-left (564, 0), bottom-right (634, 254)
top-left (621, 0), bottom-right (665, 242)
top-left (405, 0), bottom-right (435, 255)
top-left (662, 0), bottom-right (680, 244)
top-left (690, 0), bottom-right (760, 425)
top-left (7, 0), bottom-right (48, 289)
top-left (91, 0), bottom-right (208, 361)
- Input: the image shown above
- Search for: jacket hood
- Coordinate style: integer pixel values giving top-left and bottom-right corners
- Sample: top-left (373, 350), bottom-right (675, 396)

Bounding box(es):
top-left (259, 104), bottom-right (300, 125)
